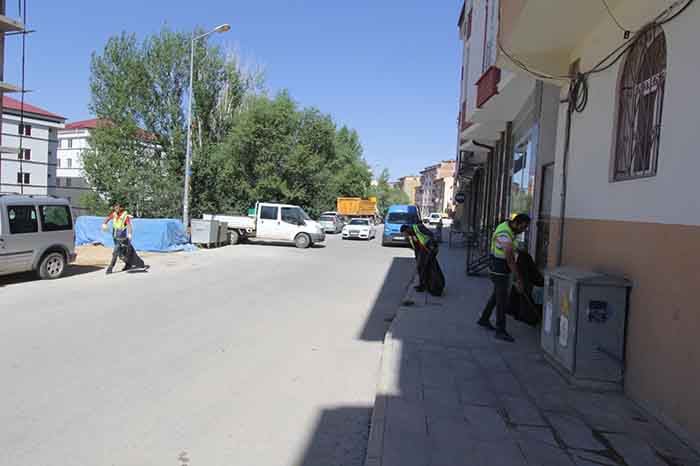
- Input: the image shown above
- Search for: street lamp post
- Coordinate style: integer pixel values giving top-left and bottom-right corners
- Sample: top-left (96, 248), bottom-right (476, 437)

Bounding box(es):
top-left (182, 23), bottom-right (231, 227)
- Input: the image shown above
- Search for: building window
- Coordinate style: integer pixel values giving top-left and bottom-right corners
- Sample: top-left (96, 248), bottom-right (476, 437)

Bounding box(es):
top-left (67, 139), bottom-right (73, 149)
top-left (57, 158), bottom-right (62, 168)
top-left (614, 25), bottom-right (666, 181)
top-left (19, 124), bottom-right (31, 136)
top-left (67, 158), bottom-right (72, 168)
top-left (66, 178), bottom-right (72, 187)
top-left (16, 172), bottom-right (30, 184)
top-left (23, 149), bottom-right (31, 160)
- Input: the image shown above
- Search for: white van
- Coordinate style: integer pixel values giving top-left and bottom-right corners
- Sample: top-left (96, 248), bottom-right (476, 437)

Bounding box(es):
top-left (0, 195), bottom-right (76, 279)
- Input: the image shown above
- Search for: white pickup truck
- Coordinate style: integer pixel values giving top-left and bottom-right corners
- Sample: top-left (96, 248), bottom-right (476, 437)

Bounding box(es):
top-left (204, 202), bottom-right (325, 249)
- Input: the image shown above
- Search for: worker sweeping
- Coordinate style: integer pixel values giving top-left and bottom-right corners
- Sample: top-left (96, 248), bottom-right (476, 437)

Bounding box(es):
top-left (102, 202), bottom-right (149, 274)
top-left (401, 223), bottom-right (445, 296)
top-left (477, 214), bottom-right (531, 342)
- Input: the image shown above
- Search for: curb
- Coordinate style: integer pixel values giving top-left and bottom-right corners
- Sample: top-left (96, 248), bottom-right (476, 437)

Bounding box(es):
top-left (364, 276), bottom-right (416, 466)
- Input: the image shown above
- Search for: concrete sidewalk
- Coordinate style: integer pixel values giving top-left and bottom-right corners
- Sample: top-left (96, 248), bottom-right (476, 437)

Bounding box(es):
top-left (365, 246), bottom-right (700, 466)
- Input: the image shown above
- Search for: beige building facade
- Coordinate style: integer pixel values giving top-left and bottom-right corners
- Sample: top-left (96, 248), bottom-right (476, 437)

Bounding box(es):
top-left (396, 175), bottom-right (420, 205)
top-left (457, 0), bottom-right (700, 449)
top-left (416, 160), bottom-right (455, 217)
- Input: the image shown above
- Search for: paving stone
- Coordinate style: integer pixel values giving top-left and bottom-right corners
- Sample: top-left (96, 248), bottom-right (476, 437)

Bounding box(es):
top-left (571, 453), bottom-right (618, 466)
top-left (422, 364), bottom-right (456, 389)
top-left (398, 358), bottom-right (424, 402)
top-left (620, 415), bottom-right (700, 463)
top-left (471, 349), bottom-right (510, 372)
top-left (486, 370), bottom-right (525, 396)
top-left (518, 439), bottom-right (575, 466)
top-left (458, 378), bottom-right (499, 407)
top-left (472, 439), bottom-right (528, 466)
top-left (604, 433), bottom-right (669, 466)
top-left (515, 426), bottom-right (561, 449)
top-left (502, 395), bottom-right (548, 427)
top-left (384, 397), bottom-right (429, 466)
top-left (451, 359), bottom-right (484, 381)
top-left (546, 413), bottom-right (604, 451)
top-left (463, 405), bottom-right (511, 441)
top-left (530, 389), bottom-right (574, 413)
top-left (424, 386), bottom-right (464, 424)
top-left (428, 418), bottom-right (478, 466)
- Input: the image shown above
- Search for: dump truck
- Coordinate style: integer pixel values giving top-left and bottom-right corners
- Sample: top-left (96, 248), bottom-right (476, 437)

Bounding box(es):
top-left (336, 197), bottom-right (378, 218)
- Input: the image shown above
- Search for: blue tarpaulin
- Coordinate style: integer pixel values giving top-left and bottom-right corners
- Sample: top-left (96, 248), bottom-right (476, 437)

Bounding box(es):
top-left (75, 216), bottom-right (195, 252)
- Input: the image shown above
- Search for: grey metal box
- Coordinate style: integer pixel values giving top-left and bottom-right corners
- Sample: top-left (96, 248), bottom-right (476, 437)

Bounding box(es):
top-left (542, 267), bottom-right (631, 386)
top-left (191, 219), bottom-right (220, 245)
top-left (217, 221), bottom-right (229, 244)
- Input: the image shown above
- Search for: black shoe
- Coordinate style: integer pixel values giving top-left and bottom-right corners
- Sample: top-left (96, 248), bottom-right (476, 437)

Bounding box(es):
top-left (414, 285), bottom-right (426, 292)
top-left (495, 331), bottom-right (515, 343)
top-left (122, 265), bottom-right (132, 272)
top-left (477, 319), bottom-right (496, 331)
top-left (105, 268), bottom-right (113, 275)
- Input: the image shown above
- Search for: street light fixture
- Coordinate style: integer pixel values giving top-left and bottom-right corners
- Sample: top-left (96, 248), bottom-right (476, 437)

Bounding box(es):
top-left (182, 23), bottom-right (231, 226)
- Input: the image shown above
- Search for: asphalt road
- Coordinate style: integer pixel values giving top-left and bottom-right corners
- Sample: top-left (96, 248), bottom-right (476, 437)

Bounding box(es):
top-left (0, 229), bottom-right (415, 466)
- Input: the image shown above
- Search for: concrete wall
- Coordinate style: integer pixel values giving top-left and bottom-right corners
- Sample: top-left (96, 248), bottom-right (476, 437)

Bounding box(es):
top-left (549, 0), bottom-right (700, 447)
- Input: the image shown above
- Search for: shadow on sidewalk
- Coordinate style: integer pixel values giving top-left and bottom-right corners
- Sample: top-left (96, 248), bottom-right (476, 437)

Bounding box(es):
top-left (358, 257), bottom-right (415, 342)
top-left (364, 247), bottom-right (700, 466)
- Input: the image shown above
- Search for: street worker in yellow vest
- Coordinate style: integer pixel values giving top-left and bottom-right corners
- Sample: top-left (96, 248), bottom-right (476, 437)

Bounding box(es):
top-left (401, 223), bottom-right (441, 294)
top-left (101, 202), bottom-right (148, 275)
top-left (477, 214), bottom-right (531, 342)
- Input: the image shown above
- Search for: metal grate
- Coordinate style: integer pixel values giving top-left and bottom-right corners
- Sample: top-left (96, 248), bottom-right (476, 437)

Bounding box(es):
top-left (614, 25), bottom-right (666, 181)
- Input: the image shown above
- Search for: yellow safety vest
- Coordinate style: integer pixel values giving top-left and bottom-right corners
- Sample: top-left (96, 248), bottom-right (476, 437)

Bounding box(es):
top-left (491, 221), bottom-right (514, 259)
top-left (113, 211), bottom-right (130, 232)
top-left (412, 224), bottom-right (429, 249)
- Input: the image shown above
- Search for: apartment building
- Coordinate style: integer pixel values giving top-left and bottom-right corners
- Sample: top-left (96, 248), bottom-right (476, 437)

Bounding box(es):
top-left (0, 96), bottom-right (64, 195)
top-left (396, 175), bottom-right (420, 205)
top-left (54, 118), bottom-right (100, 215)
top-left (456, 0), bottom-right (700, 448)
top-left (416, 160), bottom-right (455, 217)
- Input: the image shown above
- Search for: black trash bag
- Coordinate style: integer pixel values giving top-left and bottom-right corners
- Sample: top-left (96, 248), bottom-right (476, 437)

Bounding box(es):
top-left (507, 287), bottom-right (541, 326)
top-left (115, 237), bottom-right (146, 269)
top-left (423, 250), bottom-right (445, 297)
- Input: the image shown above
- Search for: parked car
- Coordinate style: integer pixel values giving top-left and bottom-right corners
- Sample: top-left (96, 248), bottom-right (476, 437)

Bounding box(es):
top-left (428, 213), bottom-right (443, 226)
top-left (318, 214), bottom-right (344, 234)
top-left (0, 194), bottom-right (77, 279)
top-left (204, 202), bottom-right (324, 249)
top-left (342, 218), bottom-right (376, 240)
top-left (382, 204), bottom-right (420, 246)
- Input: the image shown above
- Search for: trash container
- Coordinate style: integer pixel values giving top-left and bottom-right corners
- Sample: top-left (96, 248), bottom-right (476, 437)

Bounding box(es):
top-left (542, 267), bottom-right (632, 387)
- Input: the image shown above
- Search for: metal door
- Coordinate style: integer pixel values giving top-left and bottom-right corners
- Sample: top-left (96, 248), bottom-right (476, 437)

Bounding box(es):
top-left (279, 207), bottom-right (302, 241)
top-left (257, 205), bottom-right (281, 240)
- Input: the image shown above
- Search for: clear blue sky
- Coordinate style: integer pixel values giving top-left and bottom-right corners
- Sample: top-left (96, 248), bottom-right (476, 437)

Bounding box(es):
top-left (4, 0), bottom-right (462, 179)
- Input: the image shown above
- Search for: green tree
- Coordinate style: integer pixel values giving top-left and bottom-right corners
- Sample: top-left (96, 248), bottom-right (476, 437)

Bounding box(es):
top-left (84, 28), bottom-right (369, 219)
top-left (84, 28), bottom-right (254, 217)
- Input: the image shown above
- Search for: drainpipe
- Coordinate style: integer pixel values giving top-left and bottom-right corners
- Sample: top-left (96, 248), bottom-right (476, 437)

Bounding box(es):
top-left (557, 85), bottom-right (575, 267)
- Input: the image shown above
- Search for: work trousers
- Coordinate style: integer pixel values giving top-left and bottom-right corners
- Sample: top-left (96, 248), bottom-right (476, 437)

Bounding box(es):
top-left (479, 274), bottom-right (510, 332)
